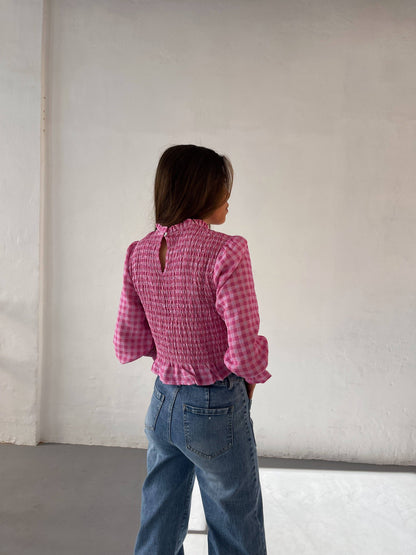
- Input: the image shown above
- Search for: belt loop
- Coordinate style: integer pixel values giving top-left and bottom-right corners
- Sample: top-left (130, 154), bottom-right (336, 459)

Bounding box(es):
top-left (228, 373), bottom-right (237, 390)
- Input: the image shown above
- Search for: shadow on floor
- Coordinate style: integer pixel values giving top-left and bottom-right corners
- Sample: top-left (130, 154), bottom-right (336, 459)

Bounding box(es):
top-left (1, 443), bottom-right (414, 555)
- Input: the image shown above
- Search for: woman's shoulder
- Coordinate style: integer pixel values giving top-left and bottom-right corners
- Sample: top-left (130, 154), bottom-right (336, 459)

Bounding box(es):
top-left (204, 230), bottom-right (250, 276)
top-left (122, 231), bottom-right (156, 265)
top-left (210, 231), bottom-right (251, 284)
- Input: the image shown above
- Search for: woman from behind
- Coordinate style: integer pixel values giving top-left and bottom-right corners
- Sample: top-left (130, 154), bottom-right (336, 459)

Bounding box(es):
top-left (114, 144), bottom-right (271, 554)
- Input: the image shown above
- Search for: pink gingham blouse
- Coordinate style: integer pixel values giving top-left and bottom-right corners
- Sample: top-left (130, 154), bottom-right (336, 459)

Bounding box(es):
top-left (113, 218), bottom-right (270, 385)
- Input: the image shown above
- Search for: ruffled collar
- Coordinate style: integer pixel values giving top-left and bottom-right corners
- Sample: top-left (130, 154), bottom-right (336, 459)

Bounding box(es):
top-left (155, 218), bottom-right (209, 235)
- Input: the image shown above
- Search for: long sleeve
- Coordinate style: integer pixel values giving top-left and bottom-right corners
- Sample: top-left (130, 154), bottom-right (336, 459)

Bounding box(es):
top-left (113, 242), bottom-right (156, 363)
top-left (213, 236), bottom-right (271, 384)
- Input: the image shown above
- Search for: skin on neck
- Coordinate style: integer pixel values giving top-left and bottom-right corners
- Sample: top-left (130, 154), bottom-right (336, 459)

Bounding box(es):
top-left (202, 199), bottom-right (229, 226)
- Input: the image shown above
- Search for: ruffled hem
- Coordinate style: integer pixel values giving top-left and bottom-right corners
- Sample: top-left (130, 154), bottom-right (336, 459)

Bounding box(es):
top-left (150, 358), bottom-right (231, 385)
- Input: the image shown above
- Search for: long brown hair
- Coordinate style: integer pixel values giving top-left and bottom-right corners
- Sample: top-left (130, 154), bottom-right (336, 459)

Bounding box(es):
top-left (154, 145), bottom-right (233, 226)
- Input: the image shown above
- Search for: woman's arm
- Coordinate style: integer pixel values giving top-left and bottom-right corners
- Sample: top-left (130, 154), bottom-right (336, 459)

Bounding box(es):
top-left (213, 236), bottom-right (271, 384)
top-left (113, 242), bottom-right (156, 363)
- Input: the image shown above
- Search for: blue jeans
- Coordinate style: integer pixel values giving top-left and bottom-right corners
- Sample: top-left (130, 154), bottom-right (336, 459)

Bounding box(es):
top-left (134, 373), bottom-right (267, 555)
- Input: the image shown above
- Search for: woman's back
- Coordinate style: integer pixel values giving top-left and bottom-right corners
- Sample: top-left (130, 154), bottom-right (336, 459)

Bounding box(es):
top-left (116, 217), bottom-right (269, 385)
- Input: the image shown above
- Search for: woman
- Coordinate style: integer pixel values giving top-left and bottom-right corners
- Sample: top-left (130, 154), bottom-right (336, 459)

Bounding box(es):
top-left (114, 144), bottom-right (271, 554)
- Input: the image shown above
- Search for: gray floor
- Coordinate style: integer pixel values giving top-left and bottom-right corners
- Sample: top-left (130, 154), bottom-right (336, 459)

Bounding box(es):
top-left (1, 443), bottom-right (415, 555)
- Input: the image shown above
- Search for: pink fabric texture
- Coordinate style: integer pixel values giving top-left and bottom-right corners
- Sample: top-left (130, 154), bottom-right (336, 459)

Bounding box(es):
top-left (113, 218), bottom-right (270, 385)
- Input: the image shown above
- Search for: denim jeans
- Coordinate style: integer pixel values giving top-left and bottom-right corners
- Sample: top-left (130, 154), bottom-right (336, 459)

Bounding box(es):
top-left (134, 373), bottom-right (267, 555)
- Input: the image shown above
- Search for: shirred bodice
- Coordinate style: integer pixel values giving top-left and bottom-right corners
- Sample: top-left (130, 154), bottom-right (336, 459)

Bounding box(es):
top-left (114, 218), bottom-right (270, 385)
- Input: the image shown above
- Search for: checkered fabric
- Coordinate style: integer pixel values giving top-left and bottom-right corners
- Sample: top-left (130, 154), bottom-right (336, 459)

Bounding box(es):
top-left (113, 218), bottom-right (270, 385)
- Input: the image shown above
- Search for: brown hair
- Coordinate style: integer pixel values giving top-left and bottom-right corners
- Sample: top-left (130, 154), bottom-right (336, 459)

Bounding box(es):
top-left (154, 144), bottom-right (233, 226)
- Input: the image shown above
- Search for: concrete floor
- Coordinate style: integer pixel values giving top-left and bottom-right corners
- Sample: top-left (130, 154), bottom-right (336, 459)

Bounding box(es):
top-left (1, 443), bottom-right (415, 555)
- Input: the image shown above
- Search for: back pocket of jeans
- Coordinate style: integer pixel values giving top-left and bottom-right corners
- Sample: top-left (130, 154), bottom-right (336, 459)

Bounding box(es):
top-left (145, 387), bottom-right (165, 431)
top-left (183, 405), bottom-right (233, 459)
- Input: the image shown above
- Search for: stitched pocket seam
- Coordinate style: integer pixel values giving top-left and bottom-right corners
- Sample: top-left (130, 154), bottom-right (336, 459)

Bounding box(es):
top-left (145, 388), bottom-right (165, 431)
top-left (183, 405), bottom-right (233, 459)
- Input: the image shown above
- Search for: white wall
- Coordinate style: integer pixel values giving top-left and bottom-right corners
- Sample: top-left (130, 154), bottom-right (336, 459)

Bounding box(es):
top-left (0, 0), bottom-right (43, 445)
top-left (2, 0), bottom-right (415, 464)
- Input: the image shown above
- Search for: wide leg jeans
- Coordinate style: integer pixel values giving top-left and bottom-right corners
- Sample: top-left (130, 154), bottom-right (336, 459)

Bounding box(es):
top-left (134, 373), bottom-right (267, 555)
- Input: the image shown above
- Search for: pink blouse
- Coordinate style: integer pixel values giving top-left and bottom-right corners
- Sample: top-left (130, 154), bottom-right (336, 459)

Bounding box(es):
top-left (113, 218), bottom-right (270, 385)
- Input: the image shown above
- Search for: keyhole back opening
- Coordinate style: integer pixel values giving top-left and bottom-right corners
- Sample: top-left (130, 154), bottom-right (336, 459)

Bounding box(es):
top-left (159, 236), bottom-right (167, 272)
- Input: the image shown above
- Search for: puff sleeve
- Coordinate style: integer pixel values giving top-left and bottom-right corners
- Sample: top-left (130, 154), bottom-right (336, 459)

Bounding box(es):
top-left (113, 242), bottom-right (156, 363)
top-left (213, 236), bottom-right (270, 383)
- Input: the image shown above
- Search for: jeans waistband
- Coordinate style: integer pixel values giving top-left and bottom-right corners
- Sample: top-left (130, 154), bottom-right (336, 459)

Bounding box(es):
top-left (213, 373), bottom-right (244, 388)
top-left (156, 373), bottom-right (244, 390)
